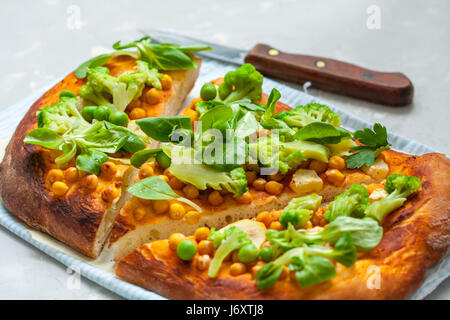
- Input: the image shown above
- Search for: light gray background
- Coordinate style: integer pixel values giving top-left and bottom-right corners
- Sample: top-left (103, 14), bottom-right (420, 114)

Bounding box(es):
top-left (0, 0), bottom-right (448, 299)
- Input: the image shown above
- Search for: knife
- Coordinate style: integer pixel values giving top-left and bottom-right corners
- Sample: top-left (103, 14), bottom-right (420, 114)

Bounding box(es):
top-left (141, 29), bottom-right (413, 106)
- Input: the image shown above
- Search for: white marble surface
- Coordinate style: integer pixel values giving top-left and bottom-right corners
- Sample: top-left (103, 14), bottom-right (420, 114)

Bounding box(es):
top-left (0, 0), bottom-right (448, 299)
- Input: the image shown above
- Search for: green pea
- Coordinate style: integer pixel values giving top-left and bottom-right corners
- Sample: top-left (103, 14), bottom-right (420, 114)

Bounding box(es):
top-left (81, 106), bottom-right (98, 122)
top-left (93, 105), bottom-right (111, 121)
top-left (259, 247), bottom-right (273, 262)
top-left (59, 90), bottom-right (76, 98)
top-left (156, 151), bottom-right (171, 169)
top-left (238, 243), bottom-right (258, 264)
top-left (177, 240), bottom-right (197, 261)
top-left (109, 111), bottom-right (129, 127)
top-left (200, 83), bottom-right (217, 101)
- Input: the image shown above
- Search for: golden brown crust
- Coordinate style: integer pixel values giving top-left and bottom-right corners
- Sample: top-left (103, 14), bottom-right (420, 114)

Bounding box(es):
top-left (0, 57), bottom-right (200, 258)
top-left (115, 151), bottom-right (450, 299)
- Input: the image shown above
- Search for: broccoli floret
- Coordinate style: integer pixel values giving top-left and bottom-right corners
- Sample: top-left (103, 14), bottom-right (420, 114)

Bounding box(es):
top-left (80, 62), bottom-right (162, 112)
top-left (324, 184), bottom-right (370, 222)
top-left (167, 152), bottom-right (248, 197)
top-left (208, 226), bottom-right (252, 278)
top-left (280, 194), bottom-right (323, 228)
top-left (276, 103), bottom-right (342, 128)
top-left (218, 63), bottom-right (263, 104)
top-left (37, 90), bottom-right (89, 134)
top-left (249, 136), bottom-right (329, 174)
top-left (365, 174), bottom-right (421, 223)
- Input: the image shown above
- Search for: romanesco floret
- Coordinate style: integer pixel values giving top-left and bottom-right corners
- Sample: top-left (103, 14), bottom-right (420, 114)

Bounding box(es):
top-left (37, 90), bottom-right (89, 135)
top-left (218, 63), bottom-right (263, 104)
top-left (275, 103), bottom-right (342, 128)
top-left (324, 184), bottom-right (370, 222)
top-left (208, 226), bottom-right (251, 278)
top-left (365, 174), bottom-right (421, 223)
top-left (280, 194), bottom-right (323, 228)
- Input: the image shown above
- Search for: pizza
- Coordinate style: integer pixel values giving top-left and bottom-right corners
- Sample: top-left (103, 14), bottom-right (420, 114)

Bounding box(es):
top-left (0, 45), bottom-right (448, 300)
top-left (0, 37), bottom-right (209, 258)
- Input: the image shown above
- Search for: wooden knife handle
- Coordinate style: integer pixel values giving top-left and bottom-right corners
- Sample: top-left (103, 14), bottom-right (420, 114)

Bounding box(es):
top-left (244, 43), bottom-right (413, 106)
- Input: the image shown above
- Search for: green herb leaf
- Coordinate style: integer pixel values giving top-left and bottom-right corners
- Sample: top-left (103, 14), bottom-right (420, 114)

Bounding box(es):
top-left (200, 105), bottom-right (234, 132)
top-left (136, 116), bottom-right (192, 142)
top-left (346, 123), bottom-right (391, 169)
top-left (130, 148), bottom-right (162, 168)
top-left (295, 122), bottom-right (352, 144)
top-left (76, 149), bottom-right (108, 174)
top-left (295, 256), bottom-right (336, 287)
top-left (24, 128), bottom-right (64, 149)
top-left (74, 51), bottom-right (139, 79)
top-left (127, 176), bottom-right (202, 212)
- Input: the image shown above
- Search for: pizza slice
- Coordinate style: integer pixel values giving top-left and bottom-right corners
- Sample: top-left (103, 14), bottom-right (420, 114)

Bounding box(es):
top-left (0, 37), bottom-right (209, 258)
top-left (115, 155), bottom-right (450, 299)
top-left (108, 64), bottom-right (410, 259)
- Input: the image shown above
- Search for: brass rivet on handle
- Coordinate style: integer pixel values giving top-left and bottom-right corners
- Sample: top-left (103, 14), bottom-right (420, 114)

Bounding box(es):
top-left (268, 49), bottom-right (279, 56)
top-left (315, 60), bottom-right (326, 68)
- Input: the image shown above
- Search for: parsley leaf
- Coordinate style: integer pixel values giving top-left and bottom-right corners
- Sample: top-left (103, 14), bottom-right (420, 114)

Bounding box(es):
top-left (346, 123), bottom-right (390, 169)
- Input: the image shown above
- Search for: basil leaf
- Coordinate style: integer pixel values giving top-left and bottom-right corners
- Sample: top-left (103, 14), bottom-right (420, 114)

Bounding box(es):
top-left (295, 256), bottom-right (336, 287)
top-left (24, 128), bottom-right (64, 149)
top-left (127, 176), bottom-right (202, 212)
top-left (103, 122), bottom-right (146, 153)
top-left (130, 148), bottom-right (162, 168)
top-left (76, 149), bottom-right (108, 174)
top-left (295, 122), bottom-right (352, 144)
top-left (260, 89), bottom-right (294, 134)
top-left (200, 105), bottom-right (234, 132)
top-left (255, 264), bottom-right (283, 290)
top-left (74, 51), bottom-right (139, 79)
top-left (136, 117), bottom-right (192, 142)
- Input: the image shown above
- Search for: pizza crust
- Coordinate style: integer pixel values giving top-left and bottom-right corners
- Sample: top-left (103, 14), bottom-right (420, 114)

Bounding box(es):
top-left (115, 151), bottom-right (450, 299)
top-left (0, 58), bottom-right (200, 258)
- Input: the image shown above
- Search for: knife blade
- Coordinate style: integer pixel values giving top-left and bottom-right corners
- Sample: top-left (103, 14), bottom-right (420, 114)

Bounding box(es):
top-left (141, 28), bottom-right (413, 106)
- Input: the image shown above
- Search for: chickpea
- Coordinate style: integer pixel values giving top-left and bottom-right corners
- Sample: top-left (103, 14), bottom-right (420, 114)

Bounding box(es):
top-left (160, 74), bottom-right (173, 90)
top-left (47, 169), bottom-right (64, 185)
top-left (325, 169), bottom-right (345, 186)
top-left (328, 156), bottom-right (346, 170)
top-left (208, 191), bottom-right (224, 206)
top-left (196, 254), bottom-right (211, 271)
top-left (245, 171), bottom-right (257, 184)
top-left (169, 176), bottom-right (184, 190)
top-left (269, 221), bottom-right (284, 231)
top-left (153, 200), bottom-right (169, 214)
top-left (271, 210), bottom-right (282, 221)
top-left (101, 161), bottom-right (117, 179)
top-left (139, 164), bottom-right (154, 179)
top-left (138, 197), bottom-right (153, 206)
top-left (194, 227), bottom-right (210, 241)
top-left (64, 167), bottom-right (79, 183)
top-left (128, 99), bottom-right (141, 108)
top-left (81, 174), bottom-right (98, 190)
top-left (163, 168), bottom-right (174, 179)
top-left (256, 211), bottom-right (272, 228)
top-left (251, 263), bottom-right (265, 279)
top-left (185, 211), bottom-right (200, 224)
top-left (235, 191), bottom-right (252, 204)
top-left (265, 181), bottom-right (283, 195)
top-left (304, 221), bottom-right (313, 229)
top-left (252, 178), bottom-right (267, 191)
top-left (198, 240), bottom-right (214, 255)
top-left (309, 160), bottom-right (328, 174)
top-left (158, 175), bottom-right (169, 183)
top-left (102, 186), bottom-right (119, 202)
top-left (145, 88), bottom-right (162, 105)
top-left (168, 233), bottom-right (185, 251)
top-left (133, 207), bottom-right (147, 221)
top-left (229, 262), bottom-right (247, 276)
top-left (52, 181), bottom-right (68, 196)
top-left (183, 184), bottom-right (199, 199)
top-left (169, 203), bottom-right (185, 219)
top-left (279, 266), bottom-right (289, 280)
top-left (129, 107), bottom-right (146, 120)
